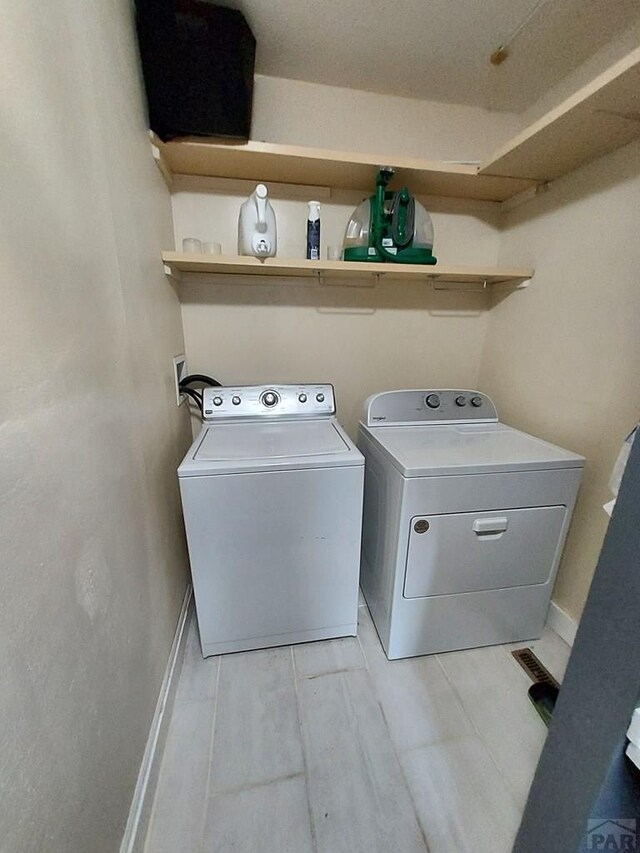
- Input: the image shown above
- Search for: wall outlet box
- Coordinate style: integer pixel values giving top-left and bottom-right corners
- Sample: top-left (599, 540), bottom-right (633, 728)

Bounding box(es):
top-left (173, 354), bottom-right (187, 405)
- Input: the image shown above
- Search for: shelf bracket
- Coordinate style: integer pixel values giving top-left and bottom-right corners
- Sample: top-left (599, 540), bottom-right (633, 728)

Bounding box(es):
top-left (163, 263), bottom-right (181, 284)
top-left (492, 276), bottom-right (532, 291)
top-left (502, 180), bottom-right (551, 213)
top-left (430, 276), bottom-right (491, 293)
top-left (150, 133), bottom-right (173, 191)
top-left (316, 269), bottom-right (380, 289)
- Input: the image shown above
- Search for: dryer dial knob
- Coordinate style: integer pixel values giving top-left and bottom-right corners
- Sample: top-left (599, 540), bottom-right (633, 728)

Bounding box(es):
top-left (232, 396), bottom-right (241, 405)
top-left (316, 393), bottom-right (325, 403)
top-left (298, 393), bottom-right (307, 403)
top-left (261, 390), bottom-right (279, 408)
top-left (471, 396), bottom-right (483, 408)
top-left (455, 396), bottom-right (467, 407)
top-left (425, 394), bottom-right (441, 409)
top-left (212, 396), bottom-right (223, 407)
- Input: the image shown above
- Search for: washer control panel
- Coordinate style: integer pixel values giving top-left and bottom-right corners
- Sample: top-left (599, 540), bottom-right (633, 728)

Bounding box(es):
top-left (363, 389), bottom-right (498, 426)
top-left (202, 384), bottom-right (336, 420)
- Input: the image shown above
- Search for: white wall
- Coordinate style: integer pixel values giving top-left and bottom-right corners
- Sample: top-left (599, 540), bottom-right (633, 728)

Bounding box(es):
top-left (480, 139), bottom-right (640, 622)
top-left (520, 25), bottom-right (640, 125)
top-left (173, 77), bottom-right (514, 436)
top-left (174, 192), bottom-right (501, 435)
top-left (0, 0), bottom-right (191, 850)
top-left (251, 74), bottom-right (523, 161)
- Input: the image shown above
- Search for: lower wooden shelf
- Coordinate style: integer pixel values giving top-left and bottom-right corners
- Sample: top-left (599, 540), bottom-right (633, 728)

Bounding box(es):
top-left (161, 252), bottom-right (533, 287)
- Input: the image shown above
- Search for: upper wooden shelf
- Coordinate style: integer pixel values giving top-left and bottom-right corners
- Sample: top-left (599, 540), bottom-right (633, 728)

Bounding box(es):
top-left (161, 252), bottom-right (533, 287)
top-left (152, 48), bottom-right (640, 207)
top-left (153, 136), bottom-right (536, 202)
top-left (481, 47), bottom-right (640, 182)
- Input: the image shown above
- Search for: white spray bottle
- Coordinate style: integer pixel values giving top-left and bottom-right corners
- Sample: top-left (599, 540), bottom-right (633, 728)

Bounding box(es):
top-left (307, 200), bottom-right (321, 260)
top-left (238, 184), bottom-right (277, 259)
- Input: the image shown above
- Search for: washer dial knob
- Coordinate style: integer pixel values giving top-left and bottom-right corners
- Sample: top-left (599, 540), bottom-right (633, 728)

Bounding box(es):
top-left (471, 396), bottom-right (483, 408)
top-left (298, 393), bottom-right (307, 403)
top-left (212, 396), bottom-right (223, 407)
top-left (261, 390), bottom-right (279, 408)
top-left (455, 395), bottom-right (467, 407)
top-left (232, 395), bottom-right (241, 406)
top-left (316, 393), bottom-right (325, 403)
top-left (425, 393), bottom-right (441, 409)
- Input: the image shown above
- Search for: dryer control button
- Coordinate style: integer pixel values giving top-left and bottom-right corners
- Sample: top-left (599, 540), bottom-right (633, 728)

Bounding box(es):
top-left (212, 396), bottom-right (223, 407)
top-left (471, 396), bottom-right (483, 407)
top-left (298, 393), bottom-right (307, 403)
top-left (261, 390), bottom-right (279, 408)
top-left (455, 395), bottom-right (467, 407)
top-left (316, 393), bottom-right (325, 403)
top-left (425, 394), bottom-right (441, 409)
top-left (232, 396), bottom-right (241, 405)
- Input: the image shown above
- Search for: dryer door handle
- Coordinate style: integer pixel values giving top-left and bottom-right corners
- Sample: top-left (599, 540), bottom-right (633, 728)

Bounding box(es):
top-left (473, 517), bottom-right (508, 536)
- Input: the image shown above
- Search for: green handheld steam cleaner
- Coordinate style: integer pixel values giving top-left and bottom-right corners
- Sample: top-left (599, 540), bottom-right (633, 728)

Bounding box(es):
top-left (342, 167), bottom-right (437, 265)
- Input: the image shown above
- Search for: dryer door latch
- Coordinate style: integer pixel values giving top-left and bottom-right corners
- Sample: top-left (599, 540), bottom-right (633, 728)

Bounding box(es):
top-left (473, 517), bottom-right (508, 537)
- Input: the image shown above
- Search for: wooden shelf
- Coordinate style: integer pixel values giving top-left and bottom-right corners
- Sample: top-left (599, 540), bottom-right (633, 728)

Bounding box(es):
top-left (152, 136), bottom-right (537, 203)
top-left (161, 252), bottom-right (534, 287)
top-left (152, 49), bottom-right (640, 208)
top-left (481, 47), bottom-right (640, 182)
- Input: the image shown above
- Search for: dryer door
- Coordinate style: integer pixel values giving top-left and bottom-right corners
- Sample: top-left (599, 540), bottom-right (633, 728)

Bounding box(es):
top-left (404, 506), bottom-right (566, 598)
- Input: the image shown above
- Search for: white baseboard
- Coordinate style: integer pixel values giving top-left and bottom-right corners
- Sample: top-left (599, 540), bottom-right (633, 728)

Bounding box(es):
top-left (546, 599), bottom-right (578, 647)
top-left (120, 583), bottom-right (192, 853)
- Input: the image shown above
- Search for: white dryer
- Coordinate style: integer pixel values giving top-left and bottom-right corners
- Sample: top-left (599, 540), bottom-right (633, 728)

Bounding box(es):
top-left (358, 389), bottom-right (584, 660)
top-left (179, 384), bottom-right (364, 657)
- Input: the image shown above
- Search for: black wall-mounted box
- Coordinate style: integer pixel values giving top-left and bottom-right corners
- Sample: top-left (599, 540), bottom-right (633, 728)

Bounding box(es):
top-left (134, 0), bottom-right (256, 141)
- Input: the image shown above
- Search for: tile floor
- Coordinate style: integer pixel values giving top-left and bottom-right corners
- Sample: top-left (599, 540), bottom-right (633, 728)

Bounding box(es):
top-left (144, 594), bottom-right (571, 853)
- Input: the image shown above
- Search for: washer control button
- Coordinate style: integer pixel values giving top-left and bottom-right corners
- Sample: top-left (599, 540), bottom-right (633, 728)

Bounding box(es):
top-left (261, 390), bottom-right (279, 408)
top-left (316, 393), bottom-right (325, 403)
top-left (471, 396), bottom-right (483, 408)
top-left (425, 393), bottom-right (441, 409)
top-left (232, 395), bottom-right (241, 405)
top-left (455, 395), bottom-right (467, 407)
top-left (212, 396), bottom-right (223, 407)
top-left (298, 393), bottom-right (308, 403)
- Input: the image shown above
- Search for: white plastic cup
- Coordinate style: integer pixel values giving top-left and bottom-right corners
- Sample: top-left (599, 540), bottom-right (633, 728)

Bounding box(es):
top-left (203, 241), bottom-right (222, 255)
top-left (327, 245), bottom-right (342, 261)
top-left (182, 237), bottom-right (202, 253)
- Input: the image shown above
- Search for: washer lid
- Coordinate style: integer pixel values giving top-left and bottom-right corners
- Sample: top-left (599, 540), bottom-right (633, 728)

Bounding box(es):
top-left (179, 418), bottom-right (363, 476)
top-left (197, 419), bottom-right (348, 460)
top-left (361, 422), bottom-right (584, 477)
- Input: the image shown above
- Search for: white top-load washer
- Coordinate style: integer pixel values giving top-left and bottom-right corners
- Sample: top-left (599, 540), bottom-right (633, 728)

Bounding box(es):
top-left (178, 384), bottom-right (364, 657)
top-left (358, 389), bottom-right (584, 660)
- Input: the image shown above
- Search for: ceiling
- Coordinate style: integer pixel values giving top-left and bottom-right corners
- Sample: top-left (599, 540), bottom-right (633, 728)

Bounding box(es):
top-left (223, 0), bottom-right (640, 112)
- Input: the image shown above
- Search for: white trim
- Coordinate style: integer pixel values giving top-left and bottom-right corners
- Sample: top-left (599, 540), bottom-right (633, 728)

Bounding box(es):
top-left (546, 599), bottom-right (578, 647)
top-left (120, 584), bottom-right (192, 853)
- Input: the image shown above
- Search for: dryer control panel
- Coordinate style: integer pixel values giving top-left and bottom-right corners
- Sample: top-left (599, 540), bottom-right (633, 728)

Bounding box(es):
top-left (363, 389), bottom-right (498, 426)
top-left (202, 384), bottom-right (336, 420)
